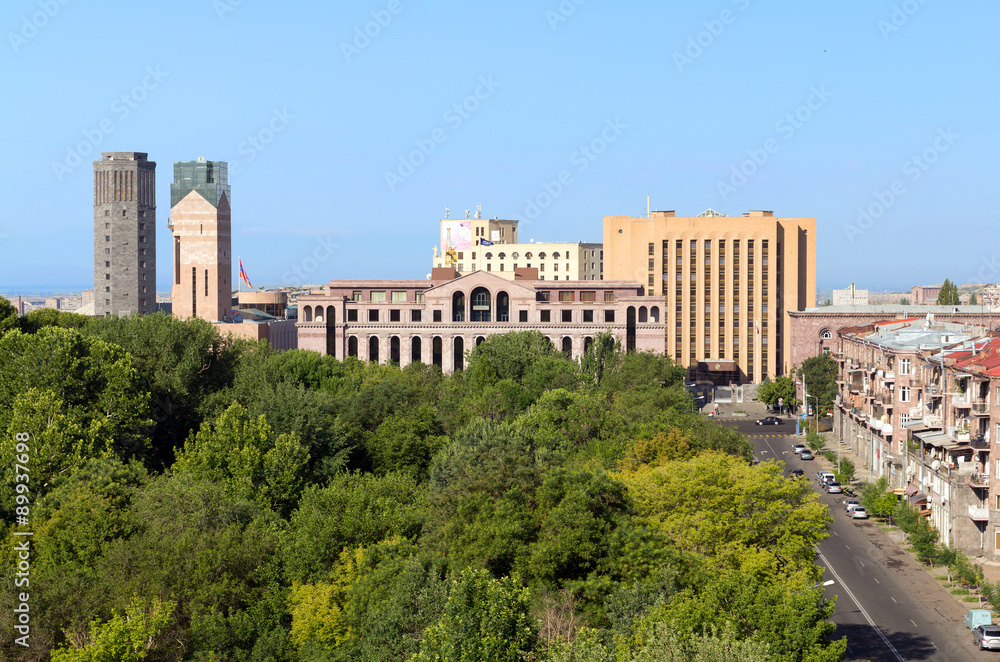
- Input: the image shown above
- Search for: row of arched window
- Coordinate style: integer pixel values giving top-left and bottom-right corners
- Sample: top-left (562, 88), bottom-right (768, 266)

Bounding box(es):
top-left (345, 334), bottom-right (597, 369)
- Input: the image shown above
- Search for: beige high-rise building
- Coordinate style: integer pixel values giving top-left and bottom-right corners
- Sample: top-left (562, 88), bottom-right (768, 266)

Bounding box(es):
top-left (168, 159), bottom-right (232, 322)
top-left (603, 209), bottom-right (815, 382)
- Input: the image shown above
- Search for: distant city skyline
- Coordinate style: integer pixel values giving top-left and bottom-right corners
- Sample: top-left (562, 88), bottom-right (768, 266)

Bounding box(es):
top-left (2, 1), bottom-right (998, 293)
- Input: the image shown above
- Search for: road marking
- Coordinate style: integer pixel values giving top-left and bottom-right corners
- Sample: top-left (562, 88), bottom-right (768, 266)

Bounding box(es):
top-left (873, 577), bottom-right (879, 584)
top-left (932, 642), bottom-right (938, 650)
top-left (834, 531), bottom-right (839, 536)
top-left (859, 560), bottom-right (865, 567)
top-left (816, 548), bottom-right (906, 662)
top-left (910, 619), bottom-right (917, 628)
top-left (845, 545), bottom-right (850, 550)
top-left (891, 596), bottom-right (897, 604)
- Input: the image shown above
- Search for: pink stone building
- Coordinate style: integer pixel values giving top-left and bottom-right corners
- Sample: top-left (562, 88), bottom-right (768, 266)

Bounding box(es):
top-left (296, 271), bottom-right (665, 371)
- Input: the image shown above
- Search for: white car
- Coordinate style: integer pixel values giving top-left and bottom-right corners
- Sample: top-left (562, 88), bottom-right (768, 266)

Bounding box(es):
top-left (792, 444), bottom-right (807, 454)
top-left (825, 481), bottom-right (843, 494)
top-left (843, 499), bottom-right (860, 512)
top-left (850, 507), bottom-right (869, 519)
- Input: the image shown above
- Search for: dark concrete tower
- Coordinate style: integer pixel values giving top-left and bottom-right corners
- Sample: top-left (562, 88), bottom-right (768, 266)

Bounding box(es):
top-left (93, 152), bottom-right (157, 316)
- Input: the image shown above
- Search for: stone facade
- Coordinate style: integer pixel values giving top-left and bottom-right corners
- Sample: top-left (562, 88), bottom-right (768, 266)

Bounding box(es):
top-left (168, 160), bottom-right (232, 322)
top-left (93, 152), bottom-right (157, 317)
top-left (219, 319), bottom-right (298, 351)
top-left (296, 271), bottom-right (665, 371)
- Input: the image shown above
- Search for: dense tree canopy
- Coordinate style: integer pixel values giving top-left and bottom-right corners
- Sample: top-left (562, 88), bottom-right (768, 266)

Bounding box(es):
top-left (0, 316), bottom-right (843, 661)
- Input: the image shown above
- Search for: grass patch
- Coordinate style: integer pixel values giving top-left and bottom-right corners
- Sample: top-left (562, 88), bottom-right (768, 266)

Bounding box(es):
top-left (934, 575), bottom-right (948, 581)
top-left (963, 596), bottom-right (982, 603)
top-left (950, 588), bottom-right (971, 595)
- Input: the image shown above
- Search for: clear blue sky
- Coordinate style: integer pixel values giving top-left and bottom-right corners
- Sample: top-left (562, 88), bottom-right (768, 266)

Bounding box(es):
top-left (1, 0), bottom-right (996, 293)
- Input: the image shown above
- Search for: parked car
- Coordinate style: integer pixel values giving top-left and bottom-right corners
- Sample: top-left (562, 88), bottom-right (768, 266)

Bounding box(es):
top-left (846, 503), bottom-right (863, 515)
top-left (974, 625), bottom-right (1000, 651)
top-left (965, 609), bottom-right (993, 630)
top-left (755, 416), bottom-right (782, 425)
top-left (790, 469), bottom-right (805, 478)
top-left (850, 507), bottom-right (869, 519)
top-left (792, 443), bottom-right (807, 454)
top-left (818, 472), bottom-right (836, 484)
top-left (843, 499), bottom-right (860, 512)
top-left (825, 481), bottom-right (843, 494)
top-left (799, 451), bottom-right (814, 460)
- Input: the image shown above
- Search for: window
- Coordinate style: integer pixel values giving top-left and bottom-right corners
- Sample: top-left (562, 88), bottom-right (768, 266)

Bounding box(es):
top-left (139, 223), bottom-right (145, 230)
top-left (411, 310), bottom-right (422, 322)
top-left (368, 309), bottom-right (379, 322)
top-left (605, 310), bottom-right (615, 323)
top-left (519, 310), bottom-right (528, 322)
top-left (540, 310), bottom-right (551, 322)
top-left (559, 291), bottom-right (574, 302)
top-left (105, 235), bottom-right (110, 242)
top-left (433, 310), bottom-right (442, 322)
top-left (538, 291), bottom-right (551, 302)
top-left (561, 310), bottom-right (572, 323)
top-left (104, 222), bottom-right (109, 229)
top-left (370, 291), bottom-right (386, 303)
top-left (391, 291), bottom-right (407, 302)
top-left (581, 291), bottom-right (596, 302)
top-left (139, 249), bottom-right (145, 256)
top-left (105, 210), bottom-right (109, 217)
top-left (648, 258), bottom-right (655, 271)
top-left (105, 248), bottom-right (110, 255)
top-left (390, 309), bottom-right (400, 322)
top-left (604, 291), bottom-right (615, 303)
top-left (553, 264), bottom-right (559, 271)
top-left (553, 252), bottom-right (560, 259)
top-left (105, 273), bottom-right (110, 280)
top-left (583, 310), bottom-right (594, 323)
top-left (352, 290), bottom-right (362, 302)
top-left (900, 358), bottom-right (911, 375)
top-left (105, 261), bottom-right (110, 267)
top-left (899, 386), bottom-right (910, 402)
top-left (485, 252), bottom-right (493, 259)
top-left (415, 292), bottom-right (425, 303)
top-left (139, 261), bottom-right (146, 268)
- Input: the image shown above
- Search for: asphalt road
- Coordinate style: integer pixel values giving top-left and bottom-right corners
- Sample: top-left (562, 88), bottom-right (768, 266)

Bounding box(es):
top-left (717, 416), bottom-right (985, 661)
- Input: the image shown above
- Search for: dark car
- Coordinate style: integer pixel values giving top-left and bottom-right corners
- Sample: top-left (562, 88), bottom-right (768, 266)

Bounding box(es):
top-left (755, 416), bottom-right (782, 426)
top-left (790, 469), bottom-right (805, 478)
top-left (973, 625), bottom-right (1000, 650)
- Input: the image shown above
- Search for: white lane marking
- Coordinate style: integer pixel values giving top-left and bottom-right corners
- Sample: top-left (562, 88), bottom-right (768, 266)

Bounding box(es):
top-left (846, 545), bottom-right (851, 550)
top-left (873, 578), bottom-right (880, 584)
top-left (910, 619), bottom-right (917, 628)
top-left (816, 548), bottom-right (906, 662)
top-left (891, 596), bottom-right (897, 603)
top-left (859, 560), bottom-right (865, 567)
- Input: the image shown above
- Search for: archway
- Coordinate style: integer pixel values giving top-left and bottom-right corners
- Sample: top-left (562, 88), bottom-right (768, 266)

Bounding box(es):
top-left (347, 336), bottom-right (358, 357)
top-left (369, 336), bottom-right (379, 363)
top-left (471, 286), bottom-right (491, 322)
top-left (452, 291), bottom-right (466, 322)
top-left (390, 336), bottom-right (400, 365)
top-left (411, 337), bottom-right (422, 363)
top-left (454, 337), bottom-right (465, 371)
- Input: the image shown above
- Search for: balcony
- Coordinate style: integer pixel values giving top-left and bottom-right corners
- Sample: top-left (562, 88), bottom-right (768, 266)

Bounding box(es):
top-left (970, 505), bottom-right (990, 521)
top-left (882, 371), bottom-right (896, 383)
top-left (971, 436), bottom-right (990, 450)
top-left (925, 384), bottom-right (941, 397)
top-left (972, 401), bottom-right (990, 415)
top-left (969, 472), bottom-right (990, 488)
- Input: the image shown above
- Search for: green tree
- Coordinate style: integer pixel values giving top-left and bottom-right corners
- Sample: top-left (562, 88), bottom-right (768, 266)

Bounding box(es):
top-left (900, 297), bottom-right (910, 305)
top-left (465, 330), bottom-right (562, 392)
top-left (618, 452), bottom-right (830, 572)
top-left (836, 458), bottom-right (855, 484)
top-left (173, 402), bottom-right (310, 516)
top-left (936, 279), bottom-right (960, 305)
top-left (798, 355), bottom-right (837, 415)
top-left (50, 596), bottom-right (177, 662)
top-left (411, 568), bottom-right (538, 662)
top-left (971, 292), bottom-right (979, 305)
top-left (756, 376), bottom-right (796, 411)
top-left (0, 295), bottom-right (17, 333)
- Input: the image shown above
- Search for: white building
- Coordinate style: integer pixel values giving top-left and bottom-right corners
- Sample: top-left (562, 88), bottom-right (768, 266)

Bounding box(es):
top-left (832, 283), bottom-right (868, 306)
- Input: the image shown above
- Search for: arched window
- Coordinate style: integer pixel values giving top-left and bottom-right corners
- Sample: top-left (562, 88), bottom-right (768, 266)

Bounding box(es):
top-left (584, 336), bottom-right (593, 353)
top-left (303, 305), bottom-right (313, 322)
top-left (327, 306), bottom-right (336, 324)
top-left (454, 337), bottom-right (465, 371)
top-left (496, 291), bottom-right (510, 322)
top-left (650, 306), bottom-right (660, 323)
top-left (432, 337), bottom-right (443, 368)
top-left (539, 252), bottom-right (547, 259)
top-left (525, 252), bottom-right (533, 259)
top-left (347, 336), bottom-right (358, 357)
top-left (553, 251), bottom-right (561, 259)
top-left (626, 307), bottom-right (636, 352)
top-left (561, 337), bottom-right (572, 358)
top-left (512, 252), bottom-right (519, 259)
top-left (369, 337), bottom-right (379, 363)
top-left (411, 337), bottom-right (422, 363)
top-left (471, 286), bottom-right (491, 322)
top-left (485, 252), bottom-right (493, 259)
top-left (820, 329), bottom-right (833, 340)
top-left (452, 291), bottom-right (466, 322)
top-left (498, 252), bottom-right (506, 259)
top-left (476, 336), bottom-right (486, 346)
top-left (390, 336), bottom-right (400, 364)
top-left (638, 306), bottom-right (648, 323)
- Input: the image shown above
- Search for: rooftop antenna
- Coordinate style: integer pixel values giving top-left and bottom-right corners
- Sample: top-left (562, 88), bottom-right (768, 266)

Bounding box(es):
top-left (445, 206), bottom-right (450, 219)
top-left (476, 204), bottom-right (482, 219)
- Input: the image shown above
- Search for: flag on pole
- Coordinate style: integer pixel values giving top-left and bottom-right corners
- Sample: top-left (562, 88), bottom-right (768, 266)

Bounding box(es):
top-left (479, 238), bottom-right (494, 246)
top-left (239, 258), bottom-right (253, 289)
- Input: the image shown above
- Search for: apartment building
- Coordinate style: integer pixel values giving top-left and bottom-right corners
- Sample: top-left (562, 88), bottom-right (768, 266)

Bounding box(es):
top-left (833, 318), bottom-right (1000, 560)
top-left (430, 212), bottom-right (602, 281)
top-left (296, 270), bottom-right (665, 370)
top-left (603, 208), bottom-right (815, 383)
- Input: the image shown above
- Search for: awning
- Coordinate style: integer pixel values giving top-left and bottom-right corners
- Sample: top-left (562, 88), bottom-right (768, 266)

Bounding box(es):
top-left (909, 492), bottom-right (929, 505)
top-left (903, 422), bottom-right (931, 433)
top-left (917, 432), bottom-right (950, 446)
top-left (919, 508), bottom-right (933, 517)
top-left (905, 485), bottom-right (919, 496)
top-left (702, 360), bottom-right (738, 371)
top-left (940, 441), bottom-right (965, 451)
